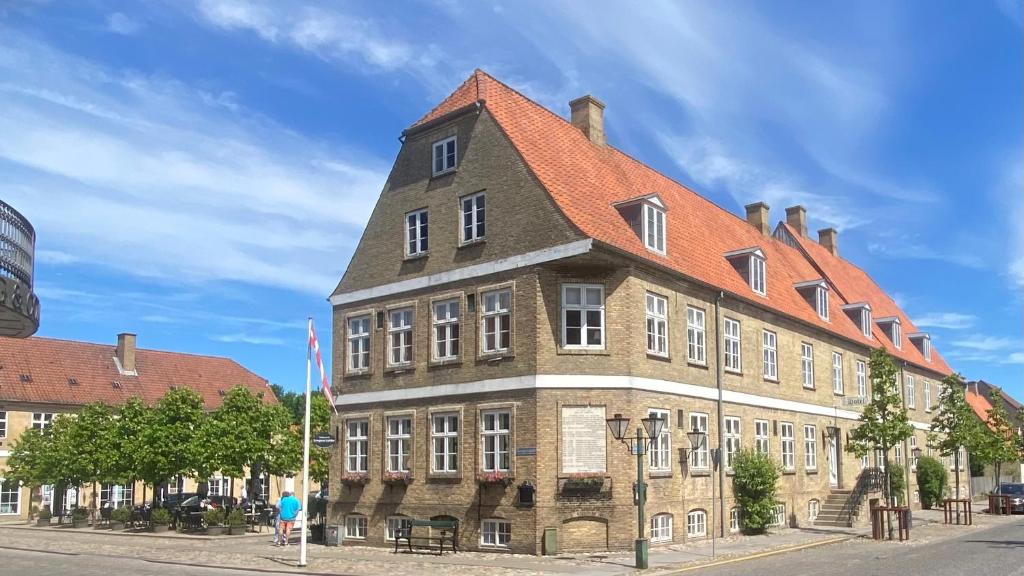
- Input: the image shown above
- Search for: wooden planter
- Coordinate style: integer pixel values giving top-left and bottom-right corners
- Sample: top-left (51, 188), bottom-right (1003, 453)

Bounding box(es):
top-left (36, 518), bottom-right (51, 527)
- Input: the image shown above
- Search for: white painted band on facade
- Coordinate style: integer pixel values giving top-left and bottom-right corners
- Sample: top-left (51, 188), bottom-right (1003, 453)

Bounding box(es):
top-left (334, 374), bottom-right (933, 430)
top-left (329, 239), bottom-right (594, 306)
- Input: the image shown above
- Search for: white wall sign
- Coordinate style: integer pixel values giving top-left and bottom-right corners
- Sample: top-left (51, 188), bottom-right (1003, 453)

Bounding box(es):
top-left (561, 405), bottom-right (607, 473)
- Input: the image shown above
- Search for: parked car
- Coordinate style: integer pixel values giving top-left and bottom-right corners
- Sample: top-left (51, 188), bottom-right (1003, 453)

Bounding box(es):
top-left (160, 492), bottom-right (199, 512)
top-left (995, 483), bottom-right (1024, 513)
top-left (205, 495), bottom-right (238, 511)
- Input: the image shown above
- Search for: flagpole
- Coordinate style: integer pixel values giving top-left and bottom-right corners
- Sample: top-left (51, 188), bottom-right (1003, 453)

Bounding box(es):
top-left (299, 317), bottom-right (313, 567)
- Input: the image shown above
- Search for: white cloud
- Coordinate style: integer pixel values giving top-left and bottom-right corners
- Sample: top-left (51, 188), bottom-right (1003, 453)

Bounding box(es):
top-left (912, 312), bottom-right (977, 330)
top-left (0, 30), bottom-right (387, 296)
top-left (949, 335), bottom-right (1020, 352)
top-left (106, 12), bottom-right (142, 35)
top-left (211, 333), bottom-right (286, 346)
top-left (866, 239), bottom-right (985, 269)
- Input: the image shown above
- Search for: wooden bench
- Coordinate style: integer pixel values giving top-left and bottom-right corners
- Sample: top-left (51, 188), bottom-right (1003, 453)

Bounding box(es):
top-left (393, 520), bottom-right (458, 555)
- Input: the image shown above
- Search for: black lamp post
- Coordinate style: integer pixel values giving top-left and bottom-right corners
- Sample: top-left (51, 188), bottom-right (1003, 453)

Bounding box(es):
top-left (606, 412), bottom-right (666, 569)
top-left (680, 427), bottom-right (720, 557)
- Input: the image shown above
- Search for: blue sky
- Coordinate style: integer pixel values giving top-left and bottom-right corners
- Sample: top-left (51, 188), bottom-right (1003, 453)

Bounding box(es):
top-left (1, 1), bottom-right (1021, 396)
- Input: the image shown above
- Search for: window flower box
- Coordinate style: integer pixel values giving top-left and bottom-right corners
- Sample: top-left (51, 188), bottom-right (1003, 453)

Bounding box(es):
top-left (561, 473), bottom-right (606, 493)
top-left (477, 471), bottom-right (515, 488)
top-left (340, 473), bottom-right (371, 486)
top-left (382, 471), bottom-right (414, 486)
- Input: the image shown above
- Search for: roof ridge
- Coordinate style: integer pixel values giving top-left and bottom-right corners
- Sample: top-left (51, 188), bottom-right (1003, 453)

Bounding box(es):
top-left (21, 335), bottom-right (240, 363)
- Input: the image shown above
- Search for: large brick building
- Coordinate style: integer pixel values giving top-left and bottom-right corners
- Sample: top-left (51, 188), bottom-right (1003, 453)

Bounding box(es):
top-left (327, 71), bottom-right (953, 554)
top-left (0, 333), bottom-right (286, 519)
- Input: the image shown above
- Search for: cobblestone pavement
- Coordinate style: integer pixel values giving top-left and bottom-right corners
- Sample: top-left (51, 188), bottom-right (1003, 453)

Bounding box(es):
top-left (0, 509), bottom-right (1016, 576)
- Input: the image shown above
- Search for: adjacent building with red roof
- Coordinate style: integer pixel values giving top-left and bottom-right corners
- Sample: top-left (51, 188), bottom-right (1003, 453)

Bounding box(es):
top-left (328, 70), bottom-right (954, 553)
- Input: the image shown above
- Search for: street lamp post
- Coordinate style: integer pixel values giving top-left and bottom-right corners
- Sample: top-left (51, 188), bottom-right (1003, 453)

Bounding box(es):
top-left (606, 413), bottom-right (666, 570)
top-left (679, 427), bottom-right (720, 557)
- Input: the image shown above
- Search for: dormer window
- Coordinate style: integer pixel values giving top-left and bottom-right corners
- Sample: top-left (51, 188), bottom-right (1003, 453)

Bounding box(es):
top-left (614, 194), bottom-right (667, 255)
top-left (877, 317), bottom-right (902, 349)
top-left (725, 247), bottom-right (767, 296)
top-left (432, 135), bottom-right (457, 176)
top-left (842, 303), bottom-right (873, 339)
top-left (794, 279), bottom-right (829, 321)
top-left (909, 332), bottom-right (932, 362)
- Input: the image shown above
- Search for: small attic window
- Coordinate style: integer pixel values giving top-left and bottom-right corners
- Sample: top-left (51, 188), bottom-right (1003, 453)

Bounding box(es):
top-left (112, 380), bottom-right (122, 389)
top-left (795, 280), bottom-right (829, 320)
top-left (877, 317), bottom-right (902, 349)
top-left (67, 377), bottom-right (78, 386)
top-left (842, 303), bottom-right (873, 339)
top-left (909, 333), bottom-right (932, 362)
top-left (725, 247), bottom-right (767, 296)
top-left (614, 194), bottom-right (667, 255)
top-left (432, 135), bottom-right (457, 176)
top-left (19, 374), bottom-right (32, 383)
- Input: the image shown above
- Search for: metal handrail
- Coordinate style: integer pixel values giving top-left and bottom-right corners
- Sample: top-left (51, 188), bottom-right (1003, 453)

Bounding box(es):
top-left (0, 199), bottom-right (35, 288)
top-left (841, 467), bottom-right (884, 521)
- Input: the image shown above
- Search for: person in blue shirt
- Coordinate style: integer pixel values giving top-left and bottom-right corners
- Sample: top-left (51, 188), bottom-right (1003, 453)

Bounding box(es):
top-left (276, 491), bottom-right (302, 547)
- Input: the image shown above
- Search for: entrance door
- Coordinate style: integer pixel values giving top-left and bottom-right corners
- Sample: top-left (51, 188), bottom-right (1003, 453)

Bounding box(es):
top-left (828, 431), bottom-right (839, 487)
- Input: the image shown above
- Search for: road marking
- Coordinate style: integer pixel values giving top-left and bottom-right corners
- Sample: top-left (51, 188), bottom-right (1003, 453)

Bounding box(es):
top-left (657, 536), bottom-right (851, 574)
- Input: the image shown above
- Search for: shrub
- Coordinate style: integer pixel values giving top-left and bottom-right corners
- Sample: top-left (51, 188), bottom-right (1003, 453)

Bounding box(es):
top-left (71, 507), bottom-right (89, 520)
top-left (227, 509), bottom-right (246, 526)
top-left (203, 508), bottom-right (225, 527)
top-left (732, 449), bottom-right (780, 534)
top-left (111, 506), bottom-right (132, 523)
top-left (887, 463), bottom-right (907, 506)
top-left (916, 456), bottom-right (947, 509)
top-left (38, 506), bottom-right (52, 520)
top-left (151, 508), bottom-right (171, 525)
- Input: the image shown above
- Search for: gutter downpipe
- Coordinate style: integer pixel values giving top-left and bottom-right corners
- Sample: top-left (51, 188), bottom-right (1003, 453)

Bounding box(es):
top-left (900, 362), bottom-right (913, 508)
top-left (715, 290), bottom-right (726, 538)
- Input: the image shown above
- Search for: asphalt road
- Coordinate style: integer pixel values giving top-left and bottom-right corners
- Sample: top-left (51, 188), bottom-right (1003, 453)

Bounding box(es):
top-left (672, 519), bottom-right (1024, 576)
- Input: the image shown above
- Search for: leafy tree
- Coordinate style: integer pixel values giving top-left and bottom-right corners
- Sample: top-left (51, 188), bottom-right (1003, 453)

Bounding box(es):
top-left (66, 403), bottom-right (119, 507)
top-left (847, 348), bottom-right (913, 507)
top-left (137, 387), bottom-right (207, 502)
top-left (887, 463), bottom-right (907, 506)
top-left (5, 426), bottom-right (59, 512)
top-left (916, 456), bottom-right (948, 509)
top-left (267, 384), bottom-right (332, 485)
top-left (113, 397), bottom-right (153, 501)
top-left (929, 374), bottom-right (982, 501)
top-left (731, 449), bottom-right (780, 534)
top-left (974, 387), bottom-right (1019, 487)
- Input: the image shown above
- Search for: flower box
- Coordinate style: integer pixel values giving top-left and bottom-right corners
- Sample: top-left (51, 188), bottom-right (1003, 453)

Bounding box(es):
top-left (561, 474), bottom-right (606, 492)
top-left (477, 471), bottom-right (515, 488)
top-left (340, 473), bottom-right (371, 486)
top-left (382, 471), bottom-right (414, 486)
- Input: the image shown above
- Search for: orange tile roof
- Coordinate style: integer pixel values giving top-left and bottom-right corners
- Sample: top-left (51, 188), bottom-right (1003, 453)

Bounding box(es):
top-left (0, 336), bottom-right (275, 409)
top-left (417, 70), bottom-right (952, 377)
top-left (966, 388), bottom-right (993, 422)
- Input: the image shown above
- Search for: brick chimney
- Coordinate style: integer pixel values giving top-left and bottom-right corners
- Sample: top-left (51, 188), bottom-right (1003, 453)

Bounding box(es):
top-left (569, 95), bottom-right (606, 146)
top-left (116, 333), bottom-right (137, 375)
top-left (744, 202), bottom-right (771, 236)
top-left (786, 205), bottom-right (807, 237)
top-left (818, 228), bottom-right (838, 256)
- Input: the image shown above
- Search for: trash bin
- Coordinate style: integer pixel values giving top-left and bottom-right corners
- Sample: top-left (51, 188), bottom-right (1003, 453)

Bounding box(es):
top-left (325, 524), bottom-right (343, 546)
top-left (543, 527), bottom-right (558, 556)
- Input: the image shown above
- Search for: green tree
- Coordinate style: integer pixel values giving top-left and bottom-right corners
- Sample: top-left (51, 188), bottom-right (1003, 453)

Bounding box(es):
top-left (5, 426), bottom-right (59, 513)
top-left (916, 456), bottom-right (948, 509)
top-left (113, 397), bottom-right (153, 502)
top-left (887, 463), bottom-right (907, 506)
top-left (266, 384), bottom-right (332, 485)
top-left (846, 348), bottom-right (913, 507)
top-left (929, 374), bottom-right (982, 501)
top-left (137, 387), bottom-right (207, 503)
top-left (66, 403), bottom-right (119, 508)
top-left (974, 387), bottom-right (1019, 487)
top-left (732, 449), bottom-right (780, 534)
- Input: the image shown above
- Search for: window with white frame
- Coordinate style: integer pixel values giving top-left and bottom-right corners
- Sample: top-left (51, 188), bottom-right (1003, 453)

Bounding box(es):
top-left (770, 503), bottom-right (786, 527)
top-left (755, 419), bottom-right (770, 455)
top-left (861, 308), bottom-right (872, 338)
top-left (431, 413), bottom-right (459, 473)
top-left (645, 293), bottom-right (668, 356)
top-left (724, 417), bottom-right (741, 469)
top-left (649, 409), bottom-right (671, 471)
top-left (922, 337), bottom-right (932, 361)
top-left (386, 416), bottom-right (412, 472)
top-left (781, 423), bottom-right (795, 471)
top-left (689, 413), bottom-right (709, 470)
top-left (432, 299), bottom-right (460, 361)
top-left (894, 444), bottom-right (903, 466)
top-left (808, 499), bottom-right (820, 521)
top-left (686, 510), bottom-right (707, 537)
top-left (100, 483), bottom-right (133, 509)
top-left (40, 485), bottom-right (53, 508)
top-left (905, 375), bottom-right (916, 409)
top-left (801, 343), bottom-right (814, 389)
top-left (651, 514), bottom-right (672, 542)
top-left (762, 330), bottom-right (778, 380)
top-left (347, 315), bottom-right (371, 372)
top-left (432, 135), bottom-right (457, 176)
top-left (387, 516), bottom-right (413, 541)
top-left (856, 360), bottom-right (867, 398)
top-left (0, 480), bottom-right (19, 515)
top-left (481, 289), bottom-right (511, 353)
top-left (346, 419), bottom-right (369, 473)
top-left (481, 410), bottom-right (511, 472)
top-left (861, 454), bottom-right (870, 469)
top-left (724, 318), bottom-right (741, 372)
top-left (815, 286), bottom-right (829, 320)
top-left (461, 192), bottom-right (485, 243)
top-left (890, 320), bottom-right (902, 349)
top-left (388, 308), bottom-right (414, 367)
top-left (804, 425), bottom-right (817, 470)
top-left (345, 515), bottom-right (367, 539)
top-left (405, 209), bottom-right (428, 257)
top-left (875, 448), bottom-right (886, 471)
top-left (750, 254), bottom-right (766, 295)
top-left (730, 507), bottom-right (740, 533)
top-left (924, 381), bottom-right (931, 412)
top-left (0, 411), bottom-right (5, 438)
top-left (562, 284), bottom-right (605, 349)
top-left (687, 307), bottom-right (706, 364)
top-left (643, 203), bottom-right (666, 254)
top-left (910, 436), bottom-right (919, 471)
top-left (31, 413), bottom-right (53, 430)
top-left (481, 519), bottom-right (511, 548)
top-left (832, 352), bottom-right (844, 394)
top-left (208, 477), bottom-right (229, 497)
